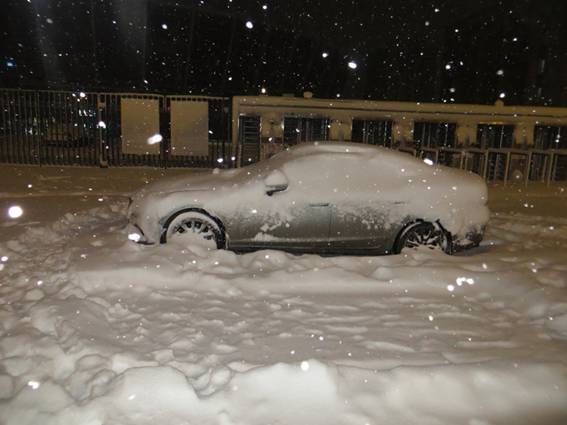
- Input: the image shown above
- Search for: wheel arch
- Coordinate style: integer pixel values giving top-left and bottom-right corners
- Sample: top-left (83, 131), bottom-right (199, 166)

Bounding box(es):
top-left (392, 218), bottom-right (453, 254)
top-left (159, 207), bottom-right (227, 247)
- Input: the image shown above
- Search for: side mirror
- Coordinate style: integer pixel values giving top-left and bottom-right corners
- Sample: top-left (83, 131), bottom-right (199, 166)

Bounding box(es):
top-left (264, 169), bottom-right (288, 196)
top-left (266, 183), bottom-right (288, 196)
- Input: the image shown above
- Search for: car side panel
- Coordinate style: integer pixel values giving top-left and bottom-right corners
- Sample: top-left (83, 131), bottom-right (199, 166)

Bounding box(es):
top-left (223, 200), bottom-right (331, 250)
top-left (328, 199), bottom-right (409, 253)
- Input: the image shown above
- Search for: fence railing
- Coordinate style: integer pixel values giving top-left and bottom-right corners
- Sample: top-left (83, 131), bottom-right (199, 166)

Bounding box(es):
top-left (0, 89), bottom-right (233, 169)
top-left (417, 146), bottom-right (567, 184)
top-left (2, 88), bottom-right (567, 183)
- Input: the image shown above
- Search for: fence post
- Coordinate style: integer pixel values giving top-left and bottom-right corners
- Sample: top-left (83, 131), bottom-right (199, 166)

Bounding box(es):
top-left (503, 151), bottom-right (511, 185)
top-left (160, 95), bottom-right (169, 169)
top-left (483, 151), bottom-right (490, 181)
top-left (524, 151), bottom-right (532, 186)
top-left (547, 152), bottom-right (556, 186)
top-left (96, 93), bottom-right (107, 167)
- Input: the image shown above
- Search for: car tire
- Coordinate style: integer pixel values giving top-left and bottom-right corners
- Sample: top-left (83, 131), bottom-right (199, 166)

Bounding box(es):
top-left (162, 210), bottom-right (225, 249)
top-left (394, 221), bottom-right (451, 254)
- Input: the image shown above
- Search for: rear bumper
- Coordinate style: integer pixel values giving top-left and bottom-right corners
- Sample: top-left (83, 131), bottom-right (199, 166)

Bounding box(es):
top-left (451, 228), bottom-right (484, 253)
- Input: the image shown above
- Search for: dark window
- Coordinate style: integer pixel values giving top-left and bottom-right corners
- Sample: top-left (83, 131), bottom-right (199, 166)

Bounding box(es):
top-left (351, 120), bottom-right (392, 147)
top-left (283, 117), bottom-right (330, 145)
top-left (534, 126), bottom-right (567, 150)
top-left (476, 124), bottom-right (515, 149)
top-left (413, 122), bottom-right (456, 149)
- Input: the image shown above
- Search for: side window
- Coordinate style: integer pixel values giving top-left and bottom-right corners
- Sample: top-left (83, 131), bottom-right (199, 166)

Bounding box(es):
top-left (331, 156), bottom-right (384, 194)
top-left (323, 153), bottom-right (412, 197)
top-left (281, 155), bottom-right (333, 191)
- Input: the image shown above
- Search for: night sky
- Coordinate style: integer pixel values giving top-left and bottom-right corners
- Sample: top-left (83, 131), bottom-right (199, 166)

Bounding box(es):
top-left (1, 0), bottom-right (566, 106)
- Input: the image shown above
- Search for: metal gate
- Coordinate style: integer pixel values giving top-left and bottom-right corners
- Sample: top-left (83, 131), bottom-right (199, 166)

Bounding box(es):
top-left (0, 89), bottom-right (232, 168)
top-left (0, 89), bottom-right (100, 166)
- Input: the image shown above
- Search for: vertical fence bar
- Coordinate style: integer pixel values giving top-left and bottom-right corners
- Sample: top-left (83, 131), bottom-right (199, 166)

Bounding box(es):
top-left (13, 91), bottom-right (21, 163)
top-left (503, 151), bottom-right (511, 185)
top-left (11, 91), bottom-right (18, 163)
top-left (548, 153), bottom-right (556, 186)
top-left (64, 92), bottom-right (71, 165)
top-left (36, 91), bottom-right (44, 165)
top-left (8, 91), bottom-right (13, 163)
top-left (31, 91), bottom-right (38, 164)
top-left (0, 92), bottom-right (4, 162)
top-left (65, 92), bottom-right (72, 165)
top-left (22, 91), bottom-right (29, 163)
top-left (73, 92), bottom-right (79, 164)
top-left (33, 92), bottom-right (40, 165)
top-left (18, 91), bottom-right (25, 164)
top-left (524, 151), bottom-right (532, 186)
top-left (0, 91), bottom-right (7, 162)
top-left (26, 91), bottom-right (33, 164)
top-left (1, 91), bottom-right (7, 162)
top-left (96, 93), bottom-right (102, 166)
top-left (55, 92), bottom-right (61, 165)
top-left (10, 91), bottom-right (16, 163)
top-left (45, 92), bottom-right (51, 165)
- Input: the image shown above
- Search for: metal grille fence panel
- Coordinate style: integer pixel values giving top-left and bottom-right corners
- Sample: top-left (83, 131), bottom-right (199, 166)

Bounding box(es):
top-left (351, 119), bottom-right (393, 147)
top-left (1, 89), bottom-right (232, 169)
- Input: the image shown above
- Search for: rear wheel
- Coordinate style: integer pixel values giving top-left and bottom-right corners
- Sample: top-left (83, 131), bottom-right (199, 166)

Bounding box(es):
top-left (395, 221), bottom-right (450, 254)
top-left (163, 210), bottom-right (224, 249)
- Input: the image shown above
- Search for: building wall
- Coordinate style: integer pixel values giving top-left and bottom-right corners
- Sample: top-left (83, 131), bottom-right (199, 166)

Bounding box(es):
top-left (233, 95), bottom-right (567, 150)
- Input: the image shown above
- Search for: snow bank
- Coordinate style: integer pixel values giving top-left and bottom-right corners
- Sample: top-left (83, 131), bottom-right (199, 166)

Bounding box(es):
top-left (3, 360), bottom-right (567, 425)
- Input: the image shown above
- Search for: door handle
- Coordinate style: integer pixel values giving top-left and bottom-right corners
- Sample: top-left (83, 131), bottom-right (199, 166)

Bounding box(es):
top-left (309, 202), bottom-right (330, 207)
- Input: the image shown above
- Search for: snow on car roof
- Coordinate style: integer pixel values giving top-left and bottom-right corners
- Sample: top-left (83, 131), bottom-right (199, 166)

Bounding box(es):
top-left (280, 142), bottom-right (419, 166)
top-left (287, 141), bottom-right (385, 156)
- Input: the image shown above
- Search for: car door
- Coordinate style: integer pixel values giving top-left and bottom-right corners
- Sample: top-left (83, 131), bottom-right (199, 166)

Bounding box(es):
top-left (260, 187), bottom-right (331, 251)
top-left (227, 155), bottom-right (331, 251)
top-left (326, 155), bottom-right (399, 253)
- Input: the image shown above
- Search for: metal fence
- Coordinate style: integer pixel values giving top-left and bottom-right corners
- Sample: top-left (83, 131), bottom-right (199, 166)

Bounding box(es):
top-left (232, 111), bottom-right (567, 184)
top-left (0, 89), bottom-right (100, 166)
top-left (2, 88), bottom-right (567, 184)
top-left (419, 146), bottom-right (567, 184)
top-left (0, 89), bottom-right (233, 168)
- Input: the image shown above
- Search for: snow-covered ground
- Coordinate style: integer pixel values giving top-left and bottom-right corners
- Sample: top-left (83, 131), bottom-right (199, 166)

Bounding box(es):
top-left (1, 164), bottom-right (567, 425)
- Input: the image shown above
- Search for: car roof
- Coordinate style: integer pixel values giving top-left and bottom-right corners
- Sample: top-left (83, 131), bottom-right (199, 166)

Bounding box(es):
top-left (263, 142), bottom-right (423, 172)
top-left (288, 141), bottom-right (383, 157)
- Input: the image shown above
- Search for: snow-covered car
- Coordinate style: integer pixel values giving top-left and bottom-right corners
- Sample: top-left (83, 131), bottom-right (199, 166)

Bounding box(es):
top-left (127, 142), bottom-right (489, 254)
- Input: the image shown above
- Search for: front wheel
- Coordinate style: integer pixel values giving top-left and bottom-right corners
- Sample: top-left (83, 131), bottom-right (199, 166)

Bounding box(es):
top-left (163, 210), bottom-right (225, 249)
top-left (394, 221), bottom-right (451, 254)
